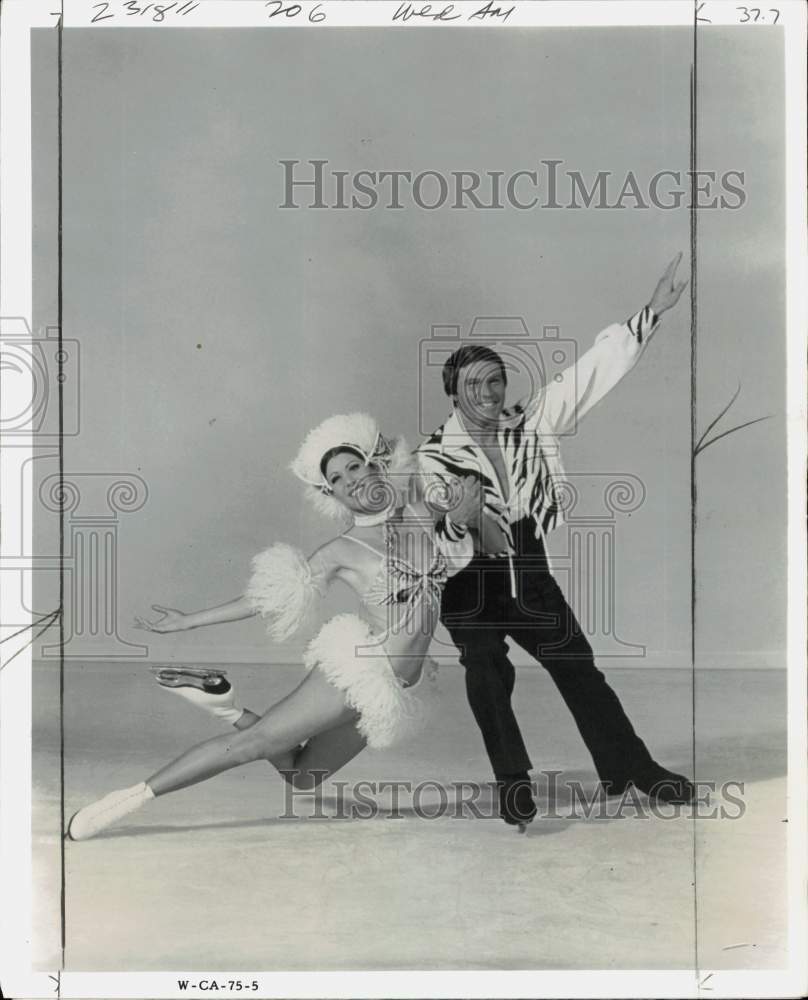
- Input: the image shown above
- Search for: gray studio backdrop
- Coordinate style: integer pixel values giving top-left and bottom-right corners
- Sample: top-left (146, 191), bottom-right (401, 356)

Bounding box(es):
top-left (31, 26), bottom-right (785, 668)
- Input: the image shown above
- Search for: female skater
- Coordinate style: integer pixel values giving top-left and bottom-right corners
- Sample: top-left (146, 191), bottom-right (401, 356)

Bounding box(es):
top-left (67, 413), bottom-right (453, 840)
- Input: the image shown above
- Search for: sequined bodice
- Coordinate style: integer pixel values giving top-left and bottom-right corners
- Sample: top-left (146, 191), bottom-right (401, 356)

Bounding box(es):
top-left (341, 524), bottom-right (448, 617)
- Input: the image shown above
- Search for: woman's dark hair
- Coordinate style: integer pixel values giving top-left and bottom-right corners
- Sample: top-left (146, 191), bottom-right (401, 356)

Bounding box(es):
top-left (319, 445), bottom-right (366, 479)
top-left (441, 344), bottom-right (507, 397)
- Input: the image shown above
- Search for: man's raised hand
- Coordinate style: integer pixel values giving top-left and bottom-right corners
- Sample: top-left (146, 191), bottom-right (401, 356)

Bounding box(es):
top-left (649, 251), bottom-right (688, 317)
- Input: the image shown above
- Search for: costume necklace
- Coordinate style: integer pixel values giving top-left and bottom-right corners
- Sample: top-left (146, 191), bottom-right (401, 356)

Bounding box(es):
top-left (353, 505), bottom-right (394, 528)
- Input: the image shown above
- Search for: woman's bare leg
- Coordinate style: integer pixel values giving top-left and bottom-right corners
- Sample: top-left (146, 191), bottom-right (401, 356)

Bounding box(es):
top-left (150, 669), bottom-right (365, 789)
top-left (66, 670), bottom-right (358, 841)
top-left (213, 707), bottom-right (364, 785)
top-left (283, 721), bottom-right (367, 789)
top-left (147, 669), bottom-right (357, 796)
top-left (153, 671), bottom-right (365, 780)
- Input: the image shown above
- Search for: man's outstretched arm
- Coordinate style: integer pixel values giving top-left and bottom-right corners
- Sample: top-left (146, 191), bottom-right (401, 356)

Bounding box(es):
top-left (532, 253), bottom-right (688, 435)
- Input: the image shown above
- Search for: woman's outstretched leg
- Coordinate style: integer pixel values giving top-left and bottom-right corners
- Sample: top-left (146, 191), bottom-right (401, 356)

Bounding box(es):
top-left (155, 674), bottom-right (365, 787)
top-left (150, 669), bottom-right (352, 777)
top-left (169, 699), bottom-right (366, 788)
top-left (148, 668), bottom-right (356, 795)
top-left (283, 721), bottom-right (367, 789)
top-left (68, 669), bottom-right (355, 840)
top-left (152, 667), bottom-right (297, 768)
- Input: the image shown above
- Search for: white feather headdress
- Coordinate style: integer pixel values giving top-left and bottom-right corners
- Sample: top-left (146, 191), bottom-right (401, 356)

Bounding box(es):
top-left (290, 412), bottom-right (413, 522)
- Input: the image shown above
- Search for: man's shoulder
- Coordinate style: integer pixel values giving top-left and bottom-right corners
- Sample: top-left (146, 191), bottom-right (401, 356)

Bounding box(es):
top-left (417, 423), bottom-right (447, 452)
top-left (503, 395), bottom-right (554, 433)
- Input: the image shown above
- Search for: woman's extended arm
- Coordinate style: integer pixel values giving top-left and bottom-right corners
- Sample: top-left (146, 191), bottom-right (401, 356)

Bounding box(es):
top-left (134, 596), bottom-right (257, 634)
top-left (135, 541), bottom-right (338, 639)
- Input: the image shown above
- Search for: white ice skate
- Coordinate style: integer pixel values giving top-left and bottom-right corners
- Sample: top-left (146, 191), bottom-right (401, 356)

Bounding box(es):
top-left (151, 666), bottom-right (244, 725)
top-left (66, 782), bottom-right (154, 841)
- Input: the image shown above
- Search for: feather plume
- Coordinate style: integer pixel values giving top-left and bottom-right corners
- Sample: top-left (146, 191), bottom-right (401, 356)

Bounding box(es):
top-left (244, 543), bottom-right (322, 641)
top-left (303, 613), bottom-right (429, 748)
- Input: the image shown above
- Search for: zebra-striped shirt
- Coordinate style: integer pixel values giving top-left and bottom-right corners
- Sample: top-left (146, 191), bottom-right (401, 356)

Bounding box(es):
top-left (417, 307), bottom-right (659, 589)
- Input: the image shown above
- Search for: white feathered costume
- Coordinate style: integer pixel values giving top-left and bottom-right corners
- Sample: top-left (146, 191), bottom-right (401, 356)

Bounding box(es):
top-left (244, 413), bottom-right (435, 749)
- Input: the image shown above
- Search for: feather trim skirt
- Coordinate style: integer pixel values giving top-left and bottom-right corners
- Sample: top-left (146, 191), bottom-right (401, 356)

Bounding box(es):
top-left (303, 614), bottom-right (435, 749)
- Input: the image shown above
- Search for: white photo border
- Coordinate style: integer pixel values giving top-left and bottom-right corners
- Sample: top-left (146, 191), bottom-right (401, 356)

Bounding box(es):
top-left (1, 1), bottom-right (805, 998)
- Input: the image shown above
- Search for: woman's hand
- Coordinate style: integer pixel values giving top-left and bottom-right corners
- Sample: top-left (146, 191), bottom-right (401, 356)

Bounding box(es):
top-left (134, 605), bottom-right (194, 634)
top-left (450, 475), bottom-right (483, 528)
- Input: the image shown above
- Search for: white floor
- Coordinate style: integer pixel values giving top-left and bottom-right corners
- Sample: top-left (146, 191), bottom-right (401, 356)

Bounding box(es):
top-left (32, 662), bottom-right (787, 971)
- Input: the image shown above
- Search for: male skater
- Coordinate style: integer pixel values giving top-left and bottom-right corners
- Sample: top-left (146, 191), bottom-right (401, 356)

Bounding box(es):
top-left (418, 254), bottom-right (694, 827)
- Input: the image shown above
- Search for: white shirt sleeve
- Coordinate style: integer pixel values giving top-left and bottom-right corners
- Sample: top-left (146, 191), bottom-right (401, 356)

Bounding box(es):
top-left (416, 451), bottom-right (475, 575)
top-left (525, 306), bottom-right (660, 436)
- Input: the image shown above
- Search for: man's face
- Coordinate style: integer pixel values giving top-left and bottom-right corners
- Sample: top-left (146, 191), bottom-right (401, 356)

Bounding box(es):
top-left (323, 451), bottom-right (389, 514)
top-left (453, 360), bottom-right (506, 428)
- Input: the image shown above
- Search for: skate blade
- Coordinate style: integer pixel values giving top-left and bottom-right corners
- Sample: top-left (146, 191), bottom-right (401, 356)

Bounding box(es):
top-left (149, 665), bottom-right (228, 679)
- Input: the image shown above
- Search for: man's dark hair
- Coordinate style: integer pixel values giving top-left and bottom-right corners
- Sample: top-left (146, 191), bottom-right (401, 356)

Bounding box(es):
top-left (441, 344), bottom-right (507, 397)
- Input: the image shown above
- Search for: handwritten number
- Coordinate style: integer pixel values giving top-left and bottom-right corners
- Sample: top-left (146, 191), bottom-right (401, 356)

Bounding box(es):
top-left (266, 1), bottom-right (303, 17)
top-left (737, 5), bottom-right (779, 21)
top-left (153, 2), bottom-right (177, 21)
top-left (90, 0), bottom-right (199, 22)
top-left (91, 1), bottom-right (114, 22)
top-left (309, 2), bottom-right (326, 22)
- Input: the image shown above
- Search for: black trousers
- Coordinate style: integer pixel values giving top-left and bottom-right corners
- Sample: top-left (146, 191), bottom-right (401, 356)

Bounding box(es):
top-left (440, 518), bottom-right (655, 783)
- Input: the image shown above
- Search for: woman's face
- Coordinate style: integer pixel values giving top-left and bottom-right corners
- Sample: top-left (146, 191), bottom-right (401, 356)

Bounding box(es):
top-left (323, 450), bottom-right (390, 514)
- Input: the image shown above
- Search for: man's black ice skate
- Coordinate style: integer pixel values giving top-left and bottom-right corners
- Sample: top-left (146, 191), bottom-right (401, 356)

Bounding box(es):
top-left (605, 764), bottom-right (695, 805)
top-left (498, 775), bottom-right (538, 833)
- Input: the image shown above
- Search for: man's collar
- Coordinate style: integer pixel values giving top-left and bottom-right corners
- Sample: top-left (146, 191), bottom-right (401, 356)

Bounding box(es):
top-left (439, 406), bottom-right (525, 454)
top-left (438, 409), bottom-right (472, 454)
